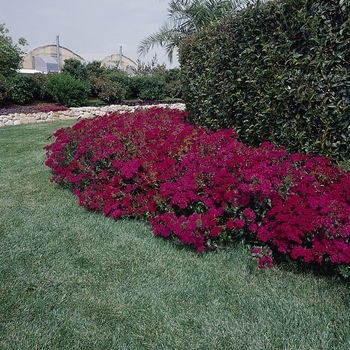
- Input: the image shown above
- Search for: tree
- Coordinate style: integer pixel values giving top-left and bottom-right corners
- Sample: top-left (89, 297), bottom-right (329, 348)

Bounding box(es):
top-left (138, 0), bottom-right (247, 62)
top-left (61, 58), bottom-right (88, 81)
top-left (0, 24), bottom-right (27, 77)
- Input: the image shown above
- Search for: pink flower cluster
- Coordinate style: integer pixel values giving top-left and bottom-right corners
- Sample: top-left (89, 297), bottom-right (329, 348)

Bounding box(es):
top-left (44, 107), bottom-right (350, 273)
top-left (251, 246), bottom-right (274, 269)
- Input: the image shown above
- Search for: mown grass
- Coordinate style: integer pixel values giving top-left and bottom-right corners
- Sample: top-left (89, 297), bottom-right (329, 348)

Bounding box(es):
top-left (1, 121), bottom-right (350, 350)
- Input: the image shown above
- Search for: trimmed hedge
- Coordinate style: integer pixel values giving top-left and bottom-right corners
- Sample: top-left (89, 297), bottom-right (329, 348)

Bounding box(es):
top-left (179, 0), bottom-right (350, 161)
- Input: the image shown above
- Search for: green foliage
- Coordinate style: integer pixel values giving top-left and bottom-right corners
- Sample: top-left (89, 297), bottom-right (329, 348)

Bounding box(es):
top-left (85, 61), bottom-right (134, 101)
top-left (164, 67), bottom-right (181, 83)
top-left (0, 24), bottom-right (27, 78)
top-left (61, 58), bottom-right (88, 81)
top-left (29, 73), bottom-right (48, 99)
top-left (91, 75), bottom-right (125, 103)
top-left (85, 60), bottom-right (105, 77)
top-left (127, 56), bottom-right (167, 100)
top-left (138, 0), bottom-right (246, 62)
top-left (164, 68), bottom-right (183, 98)
top-left (179, 0), bottom-right (350, 161)
top-left (101, 69), bottom-right (134, 100)
top-left (5, 73), bottom-right (48, 104)
top-left (0, 74), bottom-right (10, 103)
top-left (7, 73), bottom-right (36, 104)
top-left (165, 79), bottom-right (183, 98)
top-left (132, 55), bottom-right (167, 77)
top-left (132, 76), bottom-right (166, 100)
top-left (46, 73), bottom-right (90, 107)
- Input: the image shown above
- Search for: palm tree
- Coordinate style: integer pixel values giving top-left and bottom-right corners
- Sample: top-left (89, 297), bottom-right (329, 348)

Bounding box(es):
top-left (138, 0), bottom-right (247, 63)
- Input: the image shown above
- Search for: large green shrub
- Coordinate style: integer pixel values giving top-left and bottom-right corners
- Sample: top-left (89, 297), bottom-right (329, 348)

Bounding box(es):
top-left (7, 73), bottom-right (37, 104)
top-left (5, 73), bottom-right (49, 104)
top-left (46, 73), bottom-right (90, 107)
top-left (132, 76), bottom-right (166, 100)
top-left (179, 0), bottom-right (350, 161)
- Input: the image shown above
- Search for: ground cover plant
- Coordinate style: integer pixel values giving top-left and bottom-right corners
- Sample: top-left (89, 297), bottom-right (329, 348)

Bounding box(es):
top-left (44, 107), bottom-right (350, 279)
top-left (1, 119), bottom-right (350, 349)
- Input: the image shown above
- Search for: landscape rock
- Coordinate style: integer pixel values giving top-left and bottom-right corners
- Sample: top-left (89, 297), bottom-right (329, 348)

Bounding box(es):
top-left (0, 103), bottom-right (186, 127)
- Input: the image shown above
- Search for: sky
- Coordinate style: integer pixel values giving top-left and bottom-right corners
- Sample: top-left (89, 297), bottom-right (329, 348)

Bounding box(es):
top-left (0, 0), bottom-right (179, 69)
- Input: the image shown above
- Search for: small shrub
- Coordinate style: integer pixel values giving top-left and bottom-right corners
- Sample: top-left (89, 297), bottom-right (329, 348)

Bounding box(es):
top-left (46, 73), bottom-right (90, 107)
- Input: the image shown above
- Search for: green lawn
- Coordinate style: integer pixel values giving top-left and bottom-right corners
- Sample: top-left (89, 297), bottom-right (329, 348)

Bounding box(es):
top-left (1, 121), bottom-right (350, 350)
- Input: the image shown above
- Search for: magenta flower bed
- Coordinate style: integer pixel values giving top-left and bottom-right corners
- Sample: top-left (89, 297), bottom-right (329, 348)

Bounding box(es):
top-left (44, 107), bottom-right (350, 276)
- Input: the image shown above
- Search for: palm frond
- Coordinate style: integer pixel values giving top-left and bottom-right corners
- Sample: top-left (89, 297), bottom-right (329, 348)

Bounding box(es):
top-left (139, 0), bottom-right (251, 63)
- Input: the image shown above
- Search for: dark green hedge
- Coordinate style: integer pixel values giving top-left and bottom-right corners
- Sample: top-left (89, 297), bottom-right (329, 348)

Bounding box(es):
top-left (179, 0), bottom-right (350, 160)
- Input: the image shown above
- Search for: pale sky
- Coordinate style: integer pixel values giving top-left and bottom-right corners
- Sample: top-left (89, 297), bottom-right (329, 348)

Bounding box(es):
top-left (0, 0), bottom-right (179, 68)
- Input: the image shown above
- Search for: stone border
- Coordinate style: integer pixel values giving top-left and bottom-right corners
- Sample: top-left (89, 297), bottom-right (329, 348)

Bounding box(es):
top-left (0, 103), bottom-right (186, 127)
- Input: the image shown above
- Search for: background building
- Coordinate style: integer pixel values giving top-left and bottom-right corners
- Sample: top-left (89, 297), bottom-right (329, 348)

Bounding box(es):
top-left (22, 44), bottom-right (85, 73)
top-left (22, 38), bottom-right (137, 74)
top-left (101, 47), bottom-right (137, 73)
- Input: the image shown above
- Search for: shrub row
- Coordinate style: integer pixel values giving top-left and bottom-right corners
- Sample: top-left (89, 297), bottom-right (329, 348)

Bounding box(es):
top-left (44, 107), bottom-right (350, 278)
top-left (179, 0), bottom-right (350, 161)
top-left (0, 60), bottom-right (182, 107)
